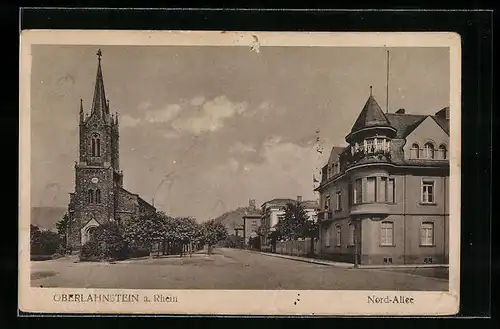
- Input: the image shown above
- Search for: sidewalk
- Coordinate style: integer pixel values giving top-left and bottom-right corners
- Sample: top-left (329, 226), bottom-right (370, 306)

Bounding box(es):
top-left (244, 249), bottom-right (354, 268)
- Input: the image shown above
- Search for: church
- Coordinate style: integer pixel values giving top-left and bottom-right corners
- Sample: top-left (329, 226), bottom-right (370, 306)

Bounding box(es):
top-left (66, 50), bottom-right (156, 252)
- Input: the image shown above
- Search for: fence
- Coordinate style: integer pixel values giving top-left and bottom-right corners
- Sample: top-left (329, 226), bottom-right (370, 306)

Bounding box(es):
top-left (275, 238), bottom-right (319, 257)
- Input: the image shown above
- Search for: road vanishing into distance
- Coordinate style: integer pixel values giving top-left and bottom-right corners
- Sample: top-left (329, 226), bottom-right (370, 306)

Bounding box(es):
top-left (31, 248), bottom-right (448, 291)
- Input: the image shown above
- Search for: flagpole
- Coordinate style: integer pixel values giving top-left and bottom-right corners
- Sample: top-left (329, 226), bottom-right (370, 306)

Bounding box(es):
top-left (386, 50), bottom-right (390, 113)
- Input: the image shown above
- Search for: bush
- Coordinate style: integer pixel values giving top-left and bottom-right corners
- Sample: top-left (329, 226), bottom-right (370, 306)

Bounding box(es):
top-left (30, 225), bottom-right (62, 256)
top-left (79, 222), bottom-right (130, 261)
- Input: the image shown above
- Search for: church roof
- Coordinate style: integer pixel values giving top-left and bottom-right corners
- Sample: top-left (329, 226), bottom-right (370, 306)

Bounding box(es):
top-left (91, 49), bottom-right (109, 118)
top-left (349, 95), bottom-right (392, 134)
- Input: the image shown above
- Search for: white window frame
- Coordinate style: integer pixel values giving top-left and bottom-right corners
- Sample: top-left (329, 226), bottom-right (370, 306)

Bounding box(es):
top-left (335, 191), bottom-right (341, 211)
top-left (379, 176), bottom-right (387, 202)
top-left (438, 144), bottom-right (448, 160)
top-left (348, 223), bottom-right (355, 246)
top-left (424, 142), bottom-right (435, 159)
top-left (380, 221), bottom-right (394, 246)
top-left (353, 178), bottom-right (362, 204)
top-left (365, 176), bottom-right (377, 203)
top-left (421, 179), bottom-right (436, 204)
top-left (388, 177), bottom-right (396, 203)
top-left (335, 225), bottom-right (342, 247)
top-left (410, 143), bottom-right (420, 159)
top-left (420, 221), bottom-right (435, 246)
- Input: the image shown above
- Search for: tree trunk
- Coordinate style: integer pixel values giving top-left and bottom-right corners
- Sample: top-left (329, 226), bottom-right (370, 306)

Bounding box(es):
top-left (309, 237), bottom-right (315, 257)
top-left (149, 244), bottom-right (153, 259)
top-left (189, 241), bottom-right (192, 257)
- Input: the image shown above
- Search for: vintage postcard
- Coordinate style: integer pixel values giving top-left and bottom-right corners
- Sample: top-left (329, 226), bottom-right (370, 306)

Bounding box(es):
top-left (19, 30), bottom-right (461, 315)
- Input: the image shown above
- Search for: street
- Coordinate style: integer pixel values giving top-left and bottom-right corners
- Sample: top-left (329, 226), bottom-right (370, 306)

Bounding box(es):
top-left (31, 248), bottom-right (448, 291)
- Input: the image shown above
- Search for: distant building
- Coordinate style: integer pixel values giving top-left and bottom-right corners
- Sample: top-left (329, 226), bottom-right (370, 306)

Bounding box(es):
top-left (242, 200), bottom-right (262, 245)
top-left (66, 50), bottom-right (156, 252)
top-left (260, 196), bottom-right (319, 252)
top-left (315, 91), bottom-right (449, 265)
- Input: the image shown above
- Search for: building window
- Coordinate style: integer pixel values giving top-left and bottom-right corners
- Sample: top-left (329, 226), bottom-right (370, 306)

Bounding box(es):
top-left (366, 177), bottom-right (377, 203)
top-left (334, 162), bottom-right (340, 174)
top-left (422, 180), bottom-right (435, 203)
top-left (421, 222), bottom-right (434, 246)
top-left (438, 144), bottom-right (447, 160)
top-left (348, 223), bottom-right (355, 246)
top-left (376, 138), bottom-right (383, 151)
top-left (388, 178), bottom-right (395, 203)
top-left (95, 189), bottom-right (101, 203)
top-left (324, 195), bottom-right (331, 210)
top-left (366, 139), bottom-right (374, 153)
top-left (325, 228), bottom-right (330, 247)
top-left (380, 221), bottom-right (394, 246)
top-left (410, 143), bottom-right (420, 159)
top-left (424, 142), bottom-right (435, 159)
top-left (91, 134), bottom-right (101, 157)
top-left (88, 189), bottom-right (94, 204)
top-left (379, 177), bottom-right (387, 202)
top-left (335, 191), bottom-right (341, 211)
top-left (353, 178), bottom-right (362, 204)
top-left (335, 226), bottom-right (342, 247)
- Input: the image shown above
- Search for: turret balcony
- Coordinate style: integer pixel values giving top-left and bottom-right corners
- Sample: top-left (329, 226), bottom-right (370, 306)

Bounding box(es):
top-left (349, 202), bottom-right (389, 217)
top-left (342, 147), bottom-right (392, 170)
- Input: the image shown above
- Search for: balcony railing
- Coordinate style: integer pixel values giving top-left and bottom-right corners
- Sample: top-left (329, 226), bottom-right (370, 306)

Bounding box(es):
top-left (342, 147), bottom-right (391, 169)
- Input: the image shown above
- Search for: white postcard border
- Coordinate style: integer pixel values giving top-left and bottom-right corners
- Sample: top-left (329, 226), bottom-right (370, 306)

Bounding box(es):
top-left (19, 30), bottom-right (461, 315)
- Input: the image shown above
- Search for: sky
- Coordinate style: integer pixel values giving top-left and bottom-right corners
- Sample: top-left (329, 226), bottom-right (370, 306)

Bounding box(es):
top-left (30, 45), bottom-right (450, 221)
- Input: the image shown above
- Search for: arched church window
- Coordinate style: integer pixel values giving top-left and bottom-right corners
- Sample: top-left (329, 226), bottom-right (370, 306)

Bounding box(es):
top-left (438, 144), bottom-right (447, 160)
top-left (410, 143), bottom-right (420, 159)
top-left (91, 134), bottom-right (101, 157)
top-left (95, 189), bottom-right (101, 203)
top-left (88, 189), bottom-right (94, 204)
top-left (424, 142), bottom-right (435, 159)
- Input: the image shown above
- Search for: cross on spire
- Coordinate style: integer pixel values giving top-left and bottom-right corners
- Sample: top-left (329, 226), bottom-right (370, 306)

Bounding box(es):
top-left (97, 49), bottom-right (102, 61)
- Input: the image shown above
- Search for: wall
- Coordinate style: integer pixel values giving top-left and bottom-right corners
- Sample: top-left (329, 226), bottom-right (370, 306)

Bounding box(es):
top-left (115, 188), bottom-right (139, 226)
top-left (275, 238), bottom-right (319, 256)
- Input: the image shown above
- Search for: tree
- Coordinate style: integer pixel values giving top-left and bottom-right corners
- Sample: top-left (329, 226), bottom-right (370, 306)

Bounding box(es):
top-left (171, 217), bottom-right (200, 257)
top-left (301, 218), bottom-right (319, 256)
top-left (30, 224), bottom-right (61, 256)
top-left (200, 219), bottom-right (228, 255)
top-left (123, 212), bottom-right (166, 258)
top-left (80, 222), bottom-right (129, 261)
top-left (55, 213), bottom-right (70, 252)
top-left (278, 202), bottom-right (309, 241)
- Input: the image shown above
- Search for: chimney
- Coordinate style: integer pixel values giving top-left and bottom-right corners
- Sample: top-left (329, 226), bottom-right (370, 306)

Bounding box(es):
top-left (249, 199), bottom-right (256, 209)
top-left (435, 107), bottom-right (450, 120)
top-left (297, 196), bottom-right (302, 203)
top-left (396, 108), bottom-right (406, 114)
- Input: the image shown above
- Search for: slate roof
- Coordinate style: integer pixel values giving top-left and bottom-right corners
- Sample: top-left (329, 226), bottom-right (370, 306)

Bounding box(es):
top-left (385, 113), bottom-right (450, 138)
top-left (328, 146), bottom-right (347, 164)
top-left (350, 95), bottom-right (392, 133)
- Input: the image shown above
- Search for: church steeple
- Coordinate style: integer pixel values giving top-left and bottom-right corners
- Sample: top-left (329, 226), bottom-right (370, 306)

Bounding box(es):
top-left (79, 98), bottom-right (84, 123)
top-left (91, 49), bottom-right (108, 118)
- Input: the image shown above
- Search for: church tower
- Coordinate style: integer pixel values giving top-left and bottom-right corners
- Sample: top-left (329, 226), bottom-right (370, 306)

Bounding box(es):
top-left (67, 49), bottom-right (123, 250)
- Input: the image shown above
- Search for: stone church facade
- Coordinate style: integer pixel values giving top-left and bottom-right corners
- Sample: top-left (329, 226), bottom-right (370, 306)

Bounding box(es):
top-left (67, 50), bottom-right (156, 251)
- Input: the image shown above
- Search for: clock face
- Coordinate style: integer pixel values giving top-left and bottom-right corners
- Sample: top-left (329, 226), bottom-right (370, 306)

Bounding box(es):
top-left (91, 177), bottom-right (99, 183)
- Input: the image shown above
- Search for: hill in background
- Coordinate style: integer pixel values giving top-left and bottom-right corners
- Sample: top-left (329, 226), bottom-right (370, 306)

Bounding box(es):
top-left (30, 206), bottom-right (66, 231)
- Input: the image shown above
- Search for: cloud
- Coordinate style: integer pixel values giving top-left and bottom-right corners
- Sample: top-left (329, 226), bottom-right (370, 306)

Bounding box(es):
top-left (145, 104), bottom-right (182, 124)
top-left (190, 96), bottom-right (205, 106)
top-left (120, 115), bottom-right (141, 128)
top-left (171, 95), bottom-right (248, 135)
top-left (138, 100), bottom-right (152, 111)
top-left (162, 130), bottom-right (180, 139)
top-left (229, 141), bottom-right (256, 154)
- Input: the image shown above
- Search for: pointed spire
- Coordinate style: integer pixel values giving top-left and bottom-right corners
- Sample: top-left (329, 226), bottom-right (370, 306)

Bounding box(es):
top-left (91, 49), bottom-right (107, 118)
top-left (349, 92), bottom-right (391, 134)
top-left (79, 98), bottom-right (84, 122)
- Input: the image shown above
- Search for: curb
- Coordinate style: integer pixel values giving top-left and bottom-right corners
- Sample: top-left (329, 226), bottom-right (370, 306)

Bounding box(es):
top-left (244, 249), bottom-right (354, 268)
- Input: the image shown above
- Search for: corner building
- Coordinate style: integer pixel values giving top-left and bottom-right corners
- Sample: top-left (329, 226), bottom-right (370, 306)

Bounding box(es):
top-left (67, 51), bottom-right (156, 252)
top-left (315, 92), bottom-right (449, 265)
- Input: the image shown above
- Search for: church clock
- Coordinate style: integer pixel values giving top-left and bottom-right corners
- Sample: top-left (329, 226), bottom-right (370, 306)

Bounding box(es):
top-left (91, 177), bottom-right (99, 183)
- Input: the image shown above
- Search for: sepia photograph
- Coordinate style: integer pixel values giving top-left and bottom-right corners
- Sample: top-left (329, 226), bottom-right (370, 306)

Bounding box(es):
top-left (19, 30), bottom-right (461, 315)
